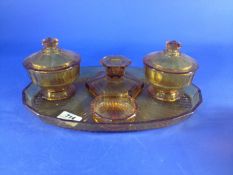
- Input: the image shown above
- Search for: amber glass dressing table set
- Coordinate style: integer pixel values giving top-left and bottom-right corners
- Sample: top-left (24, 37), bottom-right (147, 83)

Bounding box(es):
top-left (22, 38), bottom-right (202, 131)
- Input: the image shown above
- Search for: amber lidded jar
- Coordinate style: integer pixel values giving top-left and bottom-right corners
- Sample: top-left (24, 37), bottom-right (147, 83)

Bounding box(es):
top-left (144, 41), bottom-right (198, 102)
top-left (23, 37), bottom-right (80, 101)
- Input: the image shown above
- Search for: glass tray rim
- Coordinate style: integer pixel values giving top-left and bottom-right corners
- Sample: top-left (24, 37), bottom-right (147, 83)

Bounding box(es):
top-left (22, 66), bottom-right (202, 131)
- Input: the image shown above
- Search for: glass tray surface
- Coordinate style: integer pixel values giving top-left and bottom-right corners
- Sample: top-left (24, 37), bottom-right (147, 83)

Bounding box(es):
top-left (23, 67), bottom-right (202, 131)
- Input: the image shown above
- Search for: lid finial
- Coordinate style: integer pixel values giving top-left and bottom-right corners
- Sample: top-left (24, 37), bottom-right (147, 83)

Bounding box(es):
top-left (165, 40), bottom-right (181, 56)
top-left (42, 37), bottom-right (59, 48)
top-left (166, 40), bottom-right (181, 51)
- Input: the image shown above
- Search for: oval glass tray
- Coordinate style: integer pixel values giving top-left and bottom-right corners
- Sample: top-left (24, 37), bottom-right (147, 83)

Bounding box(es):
top-left (23, 67), bottom-right (202, 132)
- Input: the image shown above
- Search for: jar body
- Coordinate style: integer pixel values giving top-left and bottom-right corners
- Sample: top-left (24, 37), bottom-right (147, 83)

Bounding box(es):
top-left (28, 64), bottom-right (80, 100)
top-left (145, 65), bottom-right (195, 102)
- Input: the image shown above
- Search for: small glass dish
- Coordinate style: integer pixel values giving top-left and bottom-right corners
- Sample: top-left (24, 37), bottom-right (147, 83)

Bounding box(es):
top-left (91, 95), bottom-right (137, 123)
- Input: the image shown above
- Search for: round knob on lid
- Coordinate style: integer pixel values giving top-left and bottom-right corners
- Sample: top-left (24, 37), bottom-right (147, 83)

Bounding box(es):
top-left (42, 37), bottom-right (59, 48)
top-left (165, 40), bottom-right (181, 56)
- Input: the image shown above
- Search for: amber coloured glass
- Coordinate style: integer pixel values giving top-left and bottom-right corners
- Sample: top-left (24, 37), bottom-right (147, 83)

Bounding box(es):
top-left (86, 56), bottom-right (144, 98)
top-left (91, 95), bottom-right (137, 123)
top-left (23, 37), bottom-right (80, 101)
top-left (144, 41), bottom-right (198, 102)
top-left (23, 67), bottom-right (202, 131)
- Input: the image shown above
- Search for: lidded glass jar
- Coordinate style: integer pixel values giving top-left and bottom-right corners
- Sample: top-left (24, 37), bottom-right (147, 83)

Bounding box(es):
top-left (23, 37), bottom-right (81, 101)
top-left (86, 56), bottom-right (144, 98)
top-left (144, 41), bottom-right (198, 102)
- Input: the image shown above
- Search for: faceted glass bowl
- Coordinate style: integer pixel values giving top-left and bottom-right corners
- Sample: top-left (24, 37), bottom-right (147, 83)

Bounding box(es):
top-left (144, 66), bottom-right (194, 102)
top-left (28, 66), bottom-right (80, 101)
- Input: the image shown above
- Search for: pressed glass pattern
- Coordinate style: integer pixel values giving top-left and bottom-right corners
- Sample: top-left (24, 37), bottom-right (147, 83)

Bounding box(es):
top-left (144, 41), bottom-right (198, 102)
top-left (91, 95), bottom-right (137, 123)
top-left (23, 37), bottom-right (80, 100)
top-left (23, 67), bottom-right (202, 132)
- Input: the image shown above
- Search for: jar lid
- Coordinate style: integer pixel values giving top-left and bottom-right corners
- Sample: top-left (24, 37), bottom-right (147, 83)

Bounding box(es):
top-left (143, 41), bottom-right (198, 73)
top-left (23, 37), bottom-right (80, 71)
